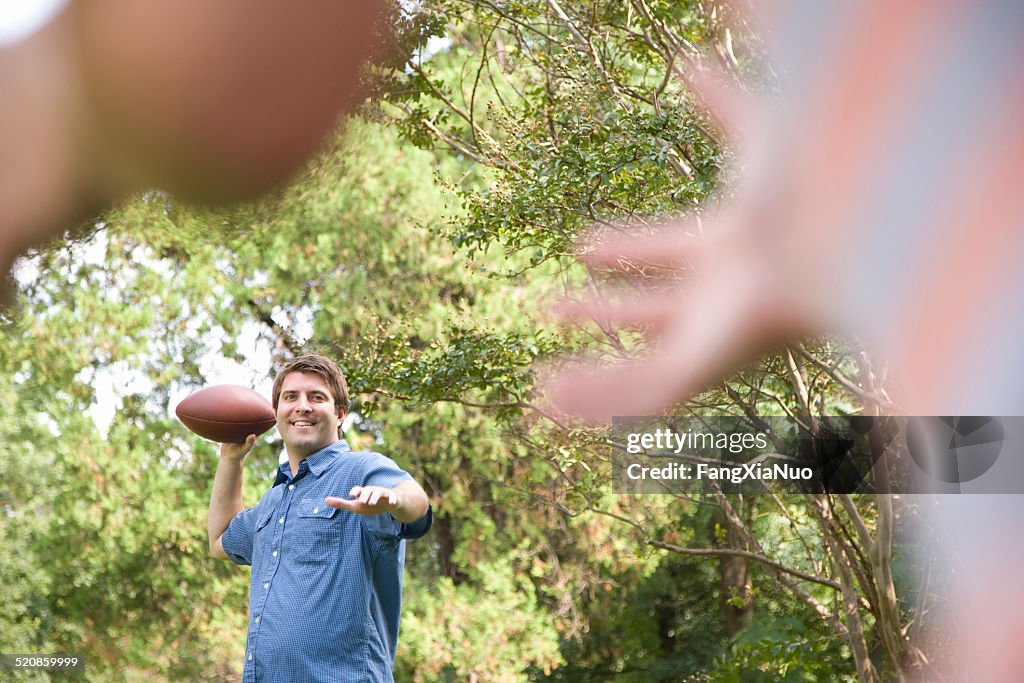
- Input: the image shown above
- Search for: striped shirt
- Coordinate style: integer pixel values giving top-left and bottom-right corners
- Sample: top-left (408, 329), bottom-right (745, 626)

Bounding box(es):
top-left (222, 439), bottom-right (432, 682)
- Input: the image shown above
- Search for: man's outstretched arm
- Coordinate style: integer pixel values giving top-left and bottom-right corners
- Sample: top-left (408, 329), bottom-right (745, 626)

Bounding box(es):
top-left (208, 434), bottom-right (255, 559)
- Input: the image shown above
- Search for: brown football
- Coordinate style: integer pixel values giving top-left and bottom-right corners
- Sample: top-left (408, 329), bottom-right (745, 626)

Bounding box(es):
top-left (175, 384), bottom-right (277, 443)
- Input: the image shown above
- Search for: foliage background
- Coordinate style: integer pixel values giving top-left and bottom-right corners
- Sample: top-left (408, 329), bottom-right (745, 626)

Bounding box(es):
top-left (0, 2), bottom-right (948, 681)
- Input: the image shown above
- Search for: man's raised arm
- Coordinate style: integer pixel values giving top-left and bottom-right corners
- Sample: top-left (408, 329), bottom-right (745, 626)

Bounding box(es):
top-left (208, 434), bottom-right (256, 560)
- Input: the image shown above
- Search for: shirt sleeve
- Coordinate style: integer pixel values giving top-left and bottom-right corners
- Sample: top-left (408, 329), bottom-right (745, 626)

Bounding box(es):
top-left (398, 505), bottom-right (432, 540)
top-left (361, 453), bottom-right (414, 490)
top-left (221, 505), bottom-right (261, 566)
top-left (358, 453), bottom-right (432, 539)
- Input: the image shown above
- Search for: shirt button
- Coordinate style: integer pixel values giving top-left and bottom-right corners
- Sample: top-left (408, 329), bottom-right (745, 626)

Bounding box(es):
top-left (248, 653), bottom-right (253, 661)
top-left (288, 484), bottom-right (295, 490)
top-left (263, 582), bottom-right (270, 590)
top-left (272, 550), bottom-right (278, 557)
top-left (254, 616), bottom-right (260, 623)
top-left (313, 507), bottom-right (319, 514)
top-left (278, 516), bottom-right (284, 524)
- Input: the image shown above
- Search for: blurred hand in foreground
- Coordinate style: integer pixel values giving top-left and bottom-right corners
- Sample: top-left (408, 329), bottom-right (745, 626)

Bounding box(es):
top-left (546, 0), bottom-right (1024, 422)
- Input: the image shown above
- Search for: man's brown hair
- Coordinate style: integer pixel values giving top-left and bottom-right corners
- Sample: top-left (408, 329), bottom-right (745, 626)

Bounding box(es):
top-left (272, 354), bottom-right (350, 414)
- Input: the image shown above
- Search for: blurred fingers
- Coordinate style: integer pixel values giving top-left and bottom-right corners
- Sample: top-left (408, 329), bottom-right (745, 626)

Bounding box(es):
top-left (543, 353), bottom-right (697, 424)
top-left (675, 63), bottom-right (751, 136)
top-left (553, 290), bottom-right (690, 333)
top-left (579, 225), bottom-right (705, 272)
top-left (543, 263), bottom-right (818, 423)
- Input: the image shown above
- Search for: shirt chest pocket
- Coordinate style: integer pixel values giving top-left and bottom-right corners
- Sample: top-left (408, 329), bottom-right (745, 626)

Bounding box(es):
top-left (255, 507), bottom-right (275, 536)
top-left (289, 498), bottom-right (341, 564)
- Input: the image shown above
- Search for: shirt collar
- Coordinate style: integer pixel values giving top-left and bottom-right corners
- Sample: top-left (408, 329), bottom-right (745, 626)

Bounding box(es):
top-left (273, 439), bottom-right (351, 487)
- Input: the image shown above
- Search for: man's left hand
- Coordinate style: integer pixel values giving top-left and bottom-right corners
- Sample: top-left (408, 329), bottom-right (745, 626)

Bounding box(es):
top-left (325, 486), bottom-right (398, 516)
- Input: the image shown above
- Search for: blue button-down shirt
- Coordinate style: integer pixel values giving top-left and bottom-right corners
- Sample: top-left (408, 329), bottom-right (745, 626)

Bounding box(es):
top-left (221, 440), bottom-right (431, 682)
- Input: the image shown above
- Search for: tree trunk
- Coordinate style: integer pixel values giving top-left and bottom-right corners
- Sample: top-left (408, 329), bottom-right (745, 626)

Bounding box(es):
top-left (711, 502), bottom-right (753, 637)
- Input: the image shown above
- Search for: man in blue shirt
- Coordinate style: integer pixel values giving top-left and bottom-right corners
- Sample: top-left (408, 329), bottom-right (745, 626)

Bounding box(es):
top-left (207, 354), bottom-right (432, 682)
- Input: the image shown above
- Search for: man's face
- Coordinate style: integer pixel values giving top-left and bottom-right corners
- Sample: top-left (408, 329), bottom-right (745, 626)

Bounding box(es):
top-left (276, 372), bottom-right (344, 458)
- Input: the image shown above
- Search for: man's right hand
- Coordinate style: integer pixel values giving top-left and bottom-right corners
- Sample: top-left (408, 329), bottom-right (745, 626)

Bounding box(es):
top-left (220, 434), bottom-right (256, 461)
